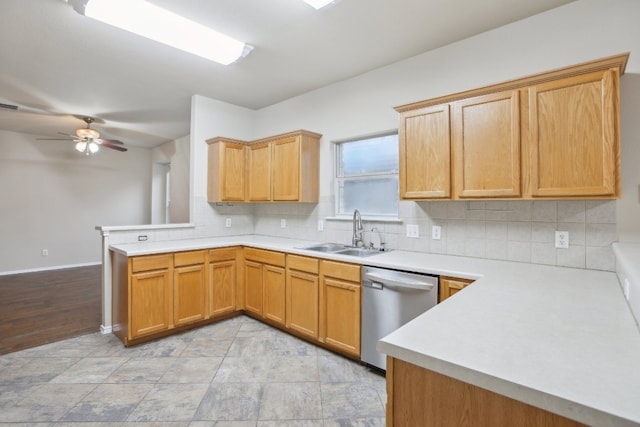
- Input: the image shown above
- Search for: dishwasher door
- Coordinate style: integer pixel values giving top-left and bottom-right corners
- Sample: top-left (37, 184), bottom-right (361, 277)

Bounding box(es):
top-left (361, 266), bottom-right (438, 371)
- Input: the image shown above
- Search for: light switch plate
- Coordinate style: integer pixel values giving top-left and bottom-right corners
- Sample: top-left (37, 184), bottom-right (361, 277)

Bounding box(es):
top-left (225, 218), bottom-right (232, 228)
top-left (431, 225), bottom-right (441, 240)
top-left (281, 219), bottom-right (287, 228)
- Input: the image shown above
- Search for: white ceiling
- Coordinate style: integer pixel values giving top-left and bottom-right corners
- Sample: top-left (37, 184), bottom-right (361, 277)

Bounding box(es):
top-left (0, 0), bottom-right (575, 148)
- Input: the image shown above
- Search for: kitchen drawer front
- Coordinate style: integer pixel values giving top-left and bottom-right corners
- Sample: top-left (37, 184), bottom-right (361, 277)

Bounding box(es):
top-left (131, 254), bottom-right (172, 273)
top-left (321, 260), bottom-right (361, 283)
top-left (287, 254), bottom-right (319, 274)
top-left (208, 247), bottom-right (237, 262)
top-left (174, 250), bottom-right (206, 267)
top-left (244, 247), bottom-right (285, 267)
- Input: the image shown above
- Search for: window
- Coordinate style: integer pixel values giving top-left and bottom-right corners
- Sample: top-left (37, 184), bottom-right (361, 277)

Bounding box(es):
top-left (335, 132), bottom-right (399, 217)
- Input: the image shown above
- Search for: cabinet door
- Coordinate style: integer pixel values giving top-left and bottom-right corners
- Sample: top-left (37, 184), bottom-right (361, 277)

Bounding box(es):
top-left (272, 136), bottom-right (300, 201)
top-left (221, 142), bottom-right (246, 201)
top-left (439, 276), bottom-right (474, 302)
top-left (529, 69), bottom-right (618, 197)
top-left (244, 260), bottom-right (263, 316)
top-left (286, 269), bottom-right (319, 339)
top-left (322, 277), bottom-right (361, 356)
top-left (209, 259), bottom-right (236, 317)
top-left (452, 90), bottom-right (521, 198)
top-left (248, 143), bottom-right (271, 201)
top-left (130, 269), bottom-right (172, 339)
top-left (173, 264), bottom-right (206, 326)
top-left (399, 104), bottom-right (451, 199)
top-left (263, 265), bottom-right (286, 325)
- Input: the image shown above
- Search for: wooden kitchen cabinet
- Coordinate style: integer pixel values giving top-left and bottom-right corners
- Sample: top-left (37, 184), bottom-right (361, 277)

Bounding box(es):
top-left (452, 90), bottom-right (521, 198)
top-left (208, 247), bottom-right (238, 318)
top-left (395, 53), bottom-right (627, 200)
top-left (173, 250), bottom-right (207, 327)
top-left (386, 358), bottom-right (586, 427)
top-left (439, 276), bottom-right (474, 302)
top-left (247, 142), bottom-right (271, 201)
top-left (320, 260), bottom-right (361, 357)
top-left (206, 137), bottom-right (247, 203)
top-left (243, 247), bottom-right (286, 324)
top-left (127, 254), bottom-right (173, 341)
top-left (286, 254), bottom-right (320, 340)
top-left (399, 104), bottom-right (451, 199)
top-left (528, 69), bottom-right (620, 197)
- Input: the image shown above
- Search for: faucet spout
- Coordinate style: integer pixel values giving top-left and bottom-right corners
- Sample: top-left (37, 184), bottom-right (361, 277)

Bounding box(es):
top-left (352, 209), bottom-right (364, 247)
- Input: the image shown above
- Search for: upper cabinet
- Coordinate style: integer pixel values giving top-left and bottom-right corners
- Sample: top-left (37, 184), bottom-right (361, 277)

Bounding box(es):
top-left (528, 69), bottom-right (619, 197)
top-left (207, 130), bottom-right (321, 203)
top-left (399, 104), bottom-right (451, 199)
top-left (206, 138), bottom-right (247, 202)
top-left (396, 53), bottom-right (628, 200)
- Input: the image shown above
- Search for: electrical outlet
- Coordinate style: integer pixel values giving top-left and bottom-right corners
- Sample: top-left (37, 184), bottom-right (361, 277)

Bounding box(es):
top-left (317, 220), bottom-right (324, 232)
top-left (624, 278), bottom-right (631, 300)
top-left (138, 235), bottom-right (148, 241)
top-left (225, 218), bottom-right (232, 228)
top-left (41, 249), bottom-right (48, 256)
top-left (431, 225), bottom-right (441, 240)
top-left (555, 231), bottom-right (569, 249)
top-left (281, 219), bottom-right (287, 228)
top-left (406, 224), bottom-right (420, 238)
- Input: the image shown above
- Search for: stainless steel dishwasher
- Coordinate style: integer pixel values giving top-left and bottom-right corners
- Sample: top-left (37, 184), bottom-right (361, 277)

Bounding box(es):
top-left (361, 266), bottom-right (438, 371)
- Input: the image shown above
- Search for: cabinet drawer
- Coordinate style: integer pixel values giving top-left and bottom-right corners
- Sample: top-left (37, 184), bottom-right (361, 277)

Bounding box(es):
top-left (287, 254), bottom-right (319, 274)
top-left (174, 250), bottom-right (206, 267)
top-left (244, 247), bottom-right (285, 267)
top-left (322, 260), bottom-right (360, 283)
top-left (131, 254), bottom-right (172, 273)
top-left (208, 247), bottom-right (237, 262)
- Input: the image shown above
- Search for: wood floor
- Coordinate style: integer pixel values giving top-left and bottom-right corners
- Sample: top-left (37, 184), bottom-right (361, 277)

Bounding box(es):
top-left (0, 265), bottom-right (102, 355)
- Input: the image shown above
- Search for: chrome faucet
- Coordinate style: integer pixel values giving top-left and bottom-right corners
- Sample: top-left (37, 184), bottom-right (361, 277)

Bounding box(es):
top-left (352, 209), bottom-right (364, 247)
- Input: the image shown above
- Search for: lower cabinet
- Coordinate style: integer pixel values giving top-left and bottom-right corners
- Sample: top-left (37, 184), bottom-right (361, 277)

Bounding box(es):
top-left (129, 254), bottom-right (173, 340)
top-left (243, 248), bottom-right (286, 325)
top-left (208, 247), bottom-right (238, 318)
top-left (439, 276), bottom-right (474, 302)
top-left (286, 254), bottom-right (320, 339)
top-left (320, 260), bottom-right (361, 357)
top-left (386, 358), bottom-right (586, 427)
top-left (173, 251), bottom-right (207, 327)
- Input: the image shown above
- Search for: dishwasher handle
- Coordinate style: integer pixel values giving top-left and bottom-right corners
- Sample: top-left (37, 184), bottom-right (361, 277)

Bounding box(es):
top-left (364, 272), bottom-right (435, 291)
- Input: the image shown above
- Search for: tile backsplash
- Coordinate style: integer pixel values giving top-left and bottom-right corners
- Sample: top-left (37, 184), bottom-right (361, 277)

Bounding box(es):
top-left (107, 197), bottom-right (617, 272)
top-left (252, 198), bottom-right (618, 272)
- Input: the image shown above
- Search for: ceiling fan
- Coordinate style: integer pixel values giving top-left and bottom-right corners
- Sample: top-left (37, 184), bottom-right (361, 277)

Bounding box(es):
top-left (38, 117), bottom-right (128, 155)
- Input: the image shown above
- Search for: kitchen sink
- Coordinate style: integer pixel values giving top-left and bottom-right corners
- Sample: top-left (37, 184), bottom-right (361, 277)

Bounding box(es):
top-left (297, 243), bottom-right (385, 258)
top-left (297, 243), bottom-right (348, 252)
top-left (335, 248), bottom-right (380, 257)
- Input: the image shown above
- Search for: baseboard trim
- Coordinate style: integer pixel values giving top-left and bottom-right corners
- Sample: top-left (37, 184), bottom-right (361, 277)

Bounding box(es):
top-left (100, 325), bottom-right (113, 334)
top-left (0, 262), bottom-right (101, 276)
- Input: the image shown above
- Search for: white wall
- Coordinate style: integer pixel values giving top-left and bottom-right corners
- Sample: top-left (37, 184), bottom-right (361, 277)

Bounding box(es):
top-left (238, 0), bottom-right (639, 271)
top-left (0, 129), bottom-right (152, 273)
top-left (151, 135), bottom-right (190, 224)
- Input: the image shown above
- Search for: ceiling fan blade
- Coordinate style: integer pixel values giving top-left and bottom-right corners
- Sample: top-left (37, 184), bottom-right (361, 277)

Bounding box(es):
top-left (100, 142), bottom-right (128, 152)
top-left (58, 131), bottom-right (78, 138)
top-left (36, 137), bottom-right (74, 140)
top-left (97, 138), bottom-right (125, 145)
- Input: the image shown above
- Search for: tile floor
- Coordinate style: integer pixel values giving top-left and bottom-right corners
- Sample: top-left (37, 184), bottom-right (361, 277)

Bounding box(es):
top-left (0, 315), bottom-right (386, 426)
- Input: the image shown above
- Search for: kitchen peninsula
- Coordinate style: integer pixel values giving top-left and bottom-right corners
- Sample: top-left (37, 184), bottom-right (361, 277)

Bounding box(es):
top-left (109, 235), bottom-right (640, 427)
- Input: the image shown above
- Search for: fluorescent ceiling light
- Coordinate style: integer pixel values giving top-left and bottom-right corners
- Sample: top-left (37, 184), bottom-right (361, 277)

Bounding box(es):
top-left (304, 0), bottom-right (335, 10)
top-left (67, 0), bottom-right (251, 65)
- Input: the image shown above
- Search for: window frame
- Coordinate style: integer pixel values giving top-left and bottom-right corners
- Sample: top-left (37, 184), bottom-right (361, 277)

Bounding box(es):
top-left (333, 131), bottom-right (400, 220)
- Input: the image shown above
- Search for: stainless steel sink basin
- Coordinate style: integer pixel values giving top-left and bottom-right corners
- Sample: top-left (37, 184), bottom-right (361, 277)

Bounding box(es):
top-left (335, 248), bottom-right (380, 257)
top-left (297, 243), bottom-right (348, 253)
top-left (298, 243), bottom-right (387, 257)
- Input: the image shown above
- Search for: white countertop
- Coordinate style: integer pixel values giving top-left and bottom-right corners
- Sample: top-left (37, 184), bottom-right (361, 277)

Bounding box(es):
top-left (110, 235), bottom-right (640, 426)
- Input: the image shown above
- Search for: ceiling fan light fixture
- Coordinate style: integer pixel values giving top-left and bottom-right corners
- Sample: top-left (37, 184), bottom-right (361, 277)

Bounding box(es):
top-left (75, 127), bottom-right (100, 139)
top-left (68, 0), bottom-right (250, 65)
top-left (88, 141), bottom-right (100, 154)
top-left (303, 0), bottom-right (335, 10)
top-left (75, 141), bottom-right (87, 153)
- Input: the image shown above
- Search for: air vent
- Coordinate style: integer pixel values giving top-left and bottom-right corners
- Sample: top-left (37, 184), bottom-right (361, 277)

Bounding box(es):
top-left (0, 103), bottom-right (18, 111)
